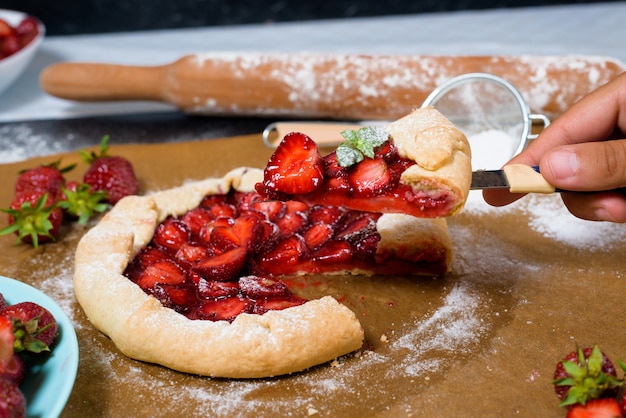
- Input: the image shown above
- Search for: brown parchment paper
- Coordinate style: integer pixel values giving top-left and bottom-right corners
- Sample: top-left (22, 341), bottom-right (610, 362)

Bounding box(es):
top-left (1, 134), bottom-right (625, 418)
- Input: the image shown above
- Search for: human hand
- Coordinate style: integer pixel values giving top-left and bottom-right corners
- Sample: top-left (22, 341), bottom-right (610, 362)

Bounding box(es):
top-left (483, 72), bottom-right (626, 222)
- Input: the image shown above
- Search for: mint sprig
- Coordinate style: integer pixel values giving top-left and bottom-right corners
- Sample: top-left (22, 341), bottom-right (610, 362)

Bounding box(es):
top-left (336, 126), bottom-right (389, 167)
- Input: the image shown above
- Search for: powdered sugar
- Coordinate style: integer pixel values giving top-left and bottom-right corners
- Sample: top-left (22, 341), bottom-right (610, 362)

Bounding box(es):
top-left (0, 123), bottom-right (69, 163)
top-left (468, 128), bottom-right (520, 170)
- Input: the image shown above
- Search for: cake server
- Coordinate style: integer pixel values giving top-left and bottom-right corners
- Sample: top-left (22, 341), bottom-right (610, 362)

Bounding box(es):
top-left (471, 165), bottom-right (558, 193)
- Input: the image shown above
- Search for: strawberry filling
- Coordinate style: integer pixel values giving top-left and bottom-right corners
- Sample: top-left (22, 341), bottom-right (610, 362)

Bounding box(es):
top-left (123, 190), bottom-right (449, 322)
top-left (256, 133), bottom-right (456, 218)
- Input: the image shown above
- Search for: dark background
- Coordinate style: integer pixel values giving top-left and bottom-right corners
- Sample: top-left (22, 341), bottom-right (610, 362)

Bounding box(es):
top-left (1, 0), bottom-right (621, 35)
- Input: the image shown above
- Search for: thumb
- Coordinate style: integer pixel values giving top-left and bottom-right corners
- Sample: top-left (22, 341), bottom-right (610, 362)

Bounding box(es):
top-left (540, 139), bottom-right (626, 192)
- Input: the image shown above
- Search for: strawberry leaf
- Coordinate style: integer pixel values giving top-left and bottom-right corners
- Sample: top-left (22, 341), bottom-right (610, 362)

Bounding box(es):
top-left (336, 142), bottom-right (364, 167)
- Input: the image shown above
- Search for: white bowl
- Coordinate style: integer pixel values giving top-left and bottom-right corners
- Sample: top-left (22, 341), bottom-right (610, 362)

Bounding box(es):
top-left (0, 9), bottom-right (45, 97)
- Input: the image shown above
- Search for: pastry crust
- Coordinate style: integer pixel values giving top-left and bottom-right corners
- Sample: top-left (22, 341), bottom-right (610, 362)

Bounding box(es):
top-left (73, 167), bottom-right (453, 378)
top-left (386, 107), bottom-right (472, 216)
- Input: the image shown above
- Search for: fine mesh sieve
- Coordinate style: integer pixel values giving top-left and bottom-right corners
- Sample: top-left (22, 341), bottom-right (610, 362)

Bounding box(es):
top-left (421, 72), bottom-right (550, 161)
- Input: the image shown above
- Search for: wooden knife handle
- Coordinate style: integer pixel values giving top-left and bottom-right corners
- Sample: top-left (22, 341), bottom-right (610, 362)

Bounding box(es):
top-left (40, 62), bottom-right (168, 101)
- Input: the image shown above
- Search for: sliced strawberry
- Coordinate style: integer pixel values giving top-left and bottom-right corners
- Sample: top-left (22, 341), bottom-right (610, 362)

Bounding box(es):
top-left (347, 157), bottom-right (391, 197)
top-left (308, 205), bottom-right (345, 227)
top-left (257, 235), bottom-right (308, 267)
top-left (1, 301), bottom-right (58, 353)
top-left (180, 207), bottom-right (214, 236)
top-left (124, 246), bottom-right (170, 283)
top-left (149, 283), bottom-right (198, 313)
top-left (152, 217), bottom-right (191, 254)
top-left (302, 223), bottom-right (334, 251)
top-left (232, 212), bottom-right (263, 252)
top-left (285, 200), bottom-right (309, 214)
top-left (209, 225), bottom-right (241, 253)
top-left (192, 296), bottom-right (252, 322)
top-left (352, 233), bottom-right (381, 260)
top-left (253, 295), bottom-right (307, 315)
top-left (252, 200), bottom-right (286, 222)
top-left (174, 243), bottom-right (209, 268)
top-left (232, 190), bottom-right (262, 212)
top-left (198, 217), bottom-right (234, 245)
top-left (260, 132), bottom-right (324, 195)
top-left (239, 275), bottom-right (291, 299)
top-left (136, 259), bottom-right (187, 290)
top-left (311, 240), bottom-right (353, 265)
top-left (274, 211), bottom-right (308, 238)
top-left (191, 247), bottom-right (247, 281)
top-left (335, 212), bottom-right (379, 243)
top-left (207, 202), bottom-right (237, 219)
top-left (565, 398), bottom-right (622, 418)
top-left (197, 279), bottom-right (240, 299)
top-left (199, 194), bottom-right (228, 209)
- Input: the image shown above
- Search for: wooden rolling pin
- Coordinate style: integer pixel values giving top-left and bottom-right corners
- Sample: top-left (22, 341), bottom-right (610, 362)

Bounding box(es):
top-left (39, 52), bottom-right (625, 121)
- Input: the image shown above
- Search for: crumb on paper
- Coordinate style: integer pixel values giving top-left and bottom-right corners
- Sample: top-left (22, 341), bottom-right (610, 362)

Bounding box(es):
top-left (307, 405), bottom-right (319, 416)
top-left (380, 334), bottom-right (389, 343)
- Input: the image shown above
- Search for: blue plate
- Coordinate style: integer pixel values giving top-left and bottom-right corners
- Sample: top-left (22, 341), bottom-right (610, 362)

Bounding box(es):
top-left (0, 276), bottom-right (79, 418)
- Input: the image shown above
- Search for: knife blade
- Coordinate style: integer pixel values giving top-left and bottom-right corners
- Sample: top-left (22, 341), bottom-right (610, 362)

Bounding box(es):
top-left (471, 164), bottom-right (557, 193)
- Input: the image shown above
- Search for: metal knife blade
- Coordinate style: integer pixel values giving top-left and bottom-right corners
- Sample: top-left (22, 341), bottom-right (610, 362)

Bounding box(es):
top-left (471, 165), bottom-right (557, 194)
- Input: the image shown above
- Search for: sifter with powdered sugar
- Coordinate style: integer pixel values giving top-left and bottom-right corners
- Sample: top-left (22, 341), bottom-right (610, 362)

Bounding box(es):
top-left (421, 72), bottom-right (550, 169)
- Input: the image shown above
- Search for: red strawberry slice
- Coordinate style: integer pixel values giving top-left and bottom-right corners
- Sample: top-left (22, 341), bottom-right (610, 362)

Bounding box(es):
top-left (335, 213), bottom-right (379, 243)
top-left (252, 200), bottom-right (286, 222)
top-left (311, 240), bottom-right (353, 265)
top-left (198, 217), bottom-right (234, 247)
top-left (347, 157), bottom-right (391, 197)
top-left (258, 235), bottom-right (308, 267)
top-left (260, 132), bottom-right (324, 195)
top-left (208, 202), bottom-right (237, 219)
top-left (136, 259), bottom-right (187, 290)
top-left (209, 225), bottom-right (241, 253)
top-left (0, 316), bottom-right (14, 366)
top-left (197, 279), bottom-right (240, 299)
top-left (232, 213), bottom-right (263, 252)
top-left (199, 194), bottom-right (228, 208)
top-left (191, 246), bottom-right (247, 281)
top-left (302, 223), bottom-right (334, 251)
top-left (565, 398), bottom-right (622, 418)
top-left (150, 283), bottom-right (198, 313)
top-left (180, 207), bottom-right (214, 236)
top-left (274, 211), bottom-right (308, 238)
top-left (175, 243), bottom-right (209, 268)
top-left (308, 205), bottom-right (345, 227)
top-left (253, 295), bottom-right (307, 314)
top-left (192, 296), bottom-right (252, 322)
top-left (239, 275), bottom-right (291, 299)
top-left (352, 233), bottom-right (381, 260)
top-left (152, 217), bottom-right (191, 254)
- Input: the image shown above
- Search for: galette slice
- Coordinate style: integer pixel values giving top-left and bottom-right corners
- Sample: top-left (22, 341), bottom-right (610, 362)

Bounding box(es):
top-left (256, 107), bottom-right (472, 218)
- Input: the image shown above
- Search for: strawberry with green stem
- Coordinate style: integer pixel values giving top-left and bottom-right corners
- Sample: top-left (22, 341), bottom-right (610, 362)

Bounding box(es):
top-left (1, 301), bottom-right (58, 353)
top-left (14, 160), bottom-right (75, 200)
top-left (81, 135), bottom-right (139, 204)
top-left (58, 181), bottom-right (109, 225)
top-left (0, 192), bottom-right (63, 248)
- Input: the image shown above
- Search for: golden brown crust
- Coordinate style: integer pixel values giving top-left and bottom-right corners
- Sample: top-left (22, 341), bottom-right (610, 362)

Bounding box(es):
top-left (73, 166), bottom-right (454, 378)
top-left (386, 107), bottom-right (472, 216)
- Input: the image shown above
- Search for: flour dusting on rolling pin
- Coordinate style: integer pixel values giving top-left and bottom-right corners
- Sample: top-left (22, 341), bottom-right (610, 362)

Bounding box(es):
top-left (39, 53), bottom-right (624, 121)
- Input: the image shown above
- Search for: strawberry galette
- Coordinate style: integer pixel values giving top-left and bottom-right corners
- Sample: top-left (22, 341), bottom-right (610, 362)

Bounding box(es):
top-left (73, 108), bottom-right (471, 379)
top-left (256, 107), bottom-right (472, 218)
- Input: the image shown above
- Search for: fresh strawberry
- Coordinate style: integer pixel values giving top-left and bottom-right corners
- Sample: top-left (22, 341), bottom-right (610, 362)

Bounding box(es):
top-left (1, 353), bottom-right (25, 386)
top-left (0, 192), bottom-right (64, 248)
top-left (136, 259), bottom-right (187, 290)
top-left (149, 283), bottom-right (198, 313)
top-left (198, 217), bottom-right (235, 247)
top-left (308, 205), bottom-right (345, 227)
top-left (0, 316), bottom-right (14, 367)
top-left (252, 200), bottom-right (286, 222)
top-left (209, 226), bottom-right (241, 253)
top-left (175, 243), bottom-right (209, 269)
top-left (347, 157), bottom-right (391, 197)
top-left (197, 279), bottom-right (240, 299)
top-left (192, 296), bottom-right (252, 322)
top-left (310, 240), bottom-right (353, 265)
top-left (0, 379), bottom-right (25, 418)
top-left (258, 235), bottom-right (308, 267)
top-left (231, 213), bottom-right (263, 252)
top-left (191, 247), bottom-right (247, 281)
top-left (81, 135), bottom-right (139, 204)
top-left (14, 160), bottom-right (74, 200)
top-left (259, 132), bottom-right (324, 195)
top-left (152, 217), bottom-right (191, 254)
top-left (180, 207), bottom-right (214, 236)
top-left (553, 345), bottom-right (622, 407)
top-left (58, 181), bottom-right (109, 224)
top-left (565, 398), bottom-right (623, 418)
top-left (239, 275), bottom-right (290, 299)
top-left (207, 202), bottom-right (237, 220)
top-left (1, 301), bottom-right (58, 353)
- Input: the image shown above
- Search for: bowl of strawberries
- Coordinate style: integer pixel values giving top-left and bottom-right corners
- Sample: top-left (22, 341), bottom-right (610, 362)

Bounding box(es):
top-left (0, 276), bottom-right (79, 418)
top-left (0, 9), bottom-right (44, 97)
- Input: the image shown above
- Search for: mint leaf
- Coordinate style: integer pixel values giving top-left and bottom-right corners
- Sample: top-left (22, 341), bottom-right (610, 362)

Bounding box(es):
top-left (336, 142), bottom-right (364, 167)
top-left (336, 126), bottom-right (389, 167)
